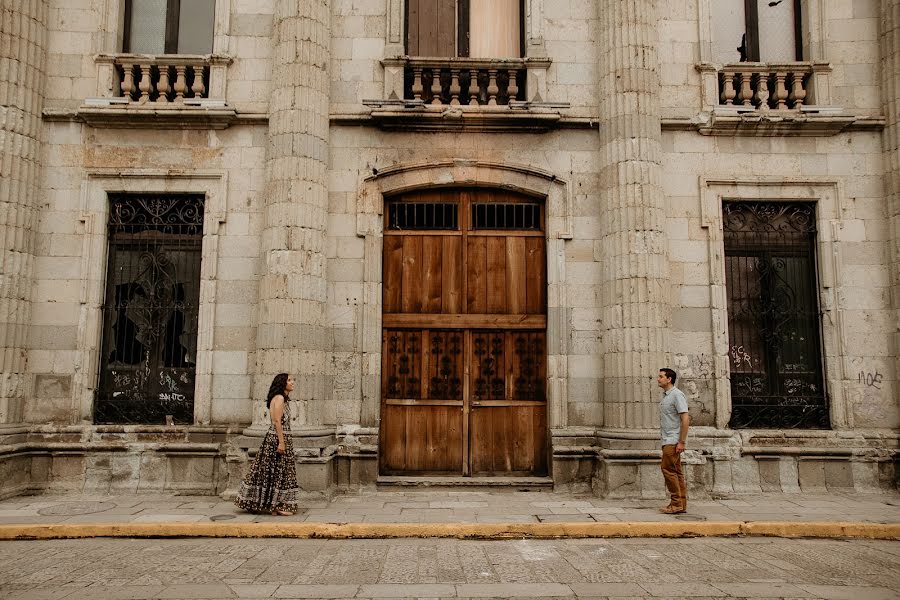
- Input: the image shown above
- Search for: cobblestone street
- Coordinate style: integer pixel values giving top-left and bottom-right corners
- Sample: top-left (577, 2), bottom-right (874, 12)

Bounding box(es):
top-left (1, 537), bottom-right (898, 599)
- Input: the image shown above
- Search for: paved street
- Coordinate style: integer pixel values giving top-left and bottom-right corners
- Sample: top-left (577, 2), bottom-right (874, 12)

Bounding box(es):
top-left (1, 537), bottom-right (899, 599)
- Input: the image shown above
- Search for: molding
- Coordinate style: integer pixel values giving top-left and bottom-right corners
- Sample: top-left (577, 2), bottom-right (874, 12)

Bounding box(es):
top-left (75, 170), bottom-right (228, 427)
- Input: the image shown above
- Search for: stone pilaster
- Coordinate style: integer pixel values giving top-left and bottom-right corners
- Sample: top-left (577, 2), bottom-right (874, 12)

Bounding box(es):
top-left (882, 0), bottom-right (900, 394)
top-left (0, 0), bottom-right (47, 426)
top-left (596, 0), bottom-right (669, 430)
top-left (253, 0), bottom-right (331, 429)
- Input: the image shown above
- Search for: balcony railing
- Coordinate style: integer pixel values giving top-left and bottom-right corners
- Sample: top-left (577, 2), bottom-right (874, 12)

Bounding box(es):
top-left (403, 58), bottom-right (527, 106)
top-left (697, 62), bottom-right (832, 112)
top-left (94, 54), bottom-right (231, 104)
top-left (718, 64), bottom-right (812, 110)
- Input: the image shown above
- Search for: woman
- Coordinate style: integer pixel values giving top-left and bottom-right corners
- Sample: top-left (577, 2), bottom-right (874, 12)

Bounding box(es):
top-left (234, 373), bottom-right (299, 515)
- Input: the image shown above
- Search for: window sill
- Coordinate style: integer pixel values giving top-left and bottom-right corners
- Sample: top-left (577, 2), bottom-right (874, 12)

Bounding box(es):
top-left (359, 101), bottom-right (566, 132)
top-left (67, 99), bottom-right (237, 129)
top-left (689, 107), bottom-right (885, 137)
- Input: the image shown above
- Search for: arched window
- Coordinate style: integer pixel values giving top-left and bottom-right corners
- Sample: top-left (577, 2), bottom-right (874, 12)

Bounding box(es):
top-left (406, 0), bottom-right (524, 58)
top-left (123, 0), bottom-right (216, 55)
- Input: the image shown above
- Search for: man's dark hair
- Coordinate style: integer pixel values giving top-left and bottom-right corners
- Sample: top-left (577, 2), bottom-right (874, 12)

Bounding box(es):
top-left (659, 368), bottom-right (677, 385)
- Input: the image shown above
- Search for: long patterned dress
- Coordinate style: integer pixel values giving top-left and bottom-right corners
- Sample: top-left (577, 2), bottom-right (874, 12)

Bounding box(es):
top-left (234, 399), bottom-right (299, 513)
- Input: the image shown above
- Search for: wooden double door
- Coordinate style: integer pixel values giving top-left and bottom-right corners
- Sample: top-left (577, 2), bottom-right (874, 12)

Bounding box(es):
top-left (380, 189), bottom-right (548, 476)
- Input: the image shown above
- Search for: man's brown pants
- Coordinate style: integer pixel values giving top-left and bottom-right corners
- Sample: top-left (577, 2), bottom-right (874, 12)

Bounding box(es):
top-left (661, 444), bottom-right (687, 510)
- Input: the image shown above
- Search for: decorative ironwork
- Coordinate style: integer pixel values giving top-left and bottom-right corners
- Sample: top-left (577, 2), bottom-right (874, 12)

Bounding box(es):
top-left (96, 194), bottom-right (204, 424)
top-left (512, 332), bottom-right (545, 400)
top-left (472, 202), bottom-right (541, 230)
top-left (428, 331), bottom-right (463, 399)
top-left (723, 201), bottom-right (827, 429)
top-left (385, 330), bottom-right (421, 398)
top-left (473, 332), bottom-right (505, 400)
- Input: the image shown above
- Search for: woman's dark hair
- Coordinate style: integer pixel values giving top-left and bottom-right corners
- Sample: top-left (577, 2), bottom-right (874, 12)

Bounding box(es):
top-left (266, 373), bottom-right (290, 408)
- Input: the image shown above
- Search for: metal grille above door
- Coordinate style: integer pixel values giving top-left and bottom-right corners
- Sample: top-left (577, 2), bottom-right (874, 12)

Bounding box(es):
top-left (95, 194), bottom-right (204, 424)
top-left (723, 201), bottom-right (828, 429)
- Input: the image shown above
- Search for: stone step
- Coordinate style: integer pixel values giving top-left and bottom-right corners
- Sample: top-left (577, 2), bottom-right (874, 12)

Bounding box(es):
top-left (376, 476), bottom-right (554, 490)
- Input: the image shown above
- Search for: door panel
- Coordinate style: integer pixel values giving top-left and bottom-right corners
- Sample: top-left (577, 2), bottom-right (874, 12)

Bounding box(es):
top-left (380, 189), bottom-right (547, 476)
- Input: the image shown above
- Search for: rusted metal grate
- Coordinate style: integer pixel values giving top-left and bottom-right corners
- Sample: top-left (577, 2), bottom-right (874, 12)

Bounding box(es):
top-left (723, 201), bottom-right (827, 429)
top-left (95, 193), bottom-right (204, 424)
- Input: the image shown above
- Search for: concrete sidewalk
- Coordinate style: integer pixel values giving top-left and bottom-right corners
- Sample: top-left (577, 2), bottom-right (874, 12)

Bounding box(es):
top-left (0, 489), bottom-right (898, 540)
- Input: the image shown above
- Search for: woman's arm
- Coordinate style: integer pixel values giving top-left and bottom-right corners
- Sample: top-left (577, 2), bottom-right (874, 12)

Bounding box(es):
top-left (269, 395), bottom-right (286, 454)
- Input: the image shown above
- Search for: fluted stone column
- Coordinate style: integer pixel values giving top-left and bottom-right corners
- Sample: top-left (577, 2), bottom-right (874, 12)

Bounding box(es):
top-left (597, 0), bottom-right (669, 430)
top-left (0, 0), bottom-right (47, 426)
top-left (882, 1), bottom-right (900, 395)
top-left (252, 0), bottom-right (331, 429)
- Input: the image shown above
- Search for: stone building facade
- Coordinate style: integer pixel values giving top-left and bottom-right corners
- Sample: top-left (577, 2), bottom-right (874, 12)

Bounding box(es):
top-left (0, 0), bottom-right (897, 499)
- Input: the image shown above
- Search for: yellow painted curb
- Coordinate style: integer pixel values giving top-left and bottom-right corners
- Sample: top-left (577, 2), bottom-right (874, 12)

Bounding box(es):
top-left (0, 521), bottom-right (897, 541)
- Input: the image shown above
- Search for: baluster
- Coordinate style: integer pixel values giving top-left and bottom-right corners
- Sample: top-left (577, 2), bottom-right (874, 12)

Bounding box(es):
top-left (173, 65), bottom-right (187, 102)
top-left (507, 69), bottom-right (519, 103)
top-left (411, 66), bottom-right (424, 101)
top-left (487, 69), bottom-right (499, 106)
top-left (468, 69), bottom-right (480, 105)
top-left (138, 64), bottom-right (152, 102)
top-left (449, 68), bottom-right (461, 105)
top-left (430, 67), bottom-right (442, 105)
top-left (754, 73), bottom-right (770, 110)
top-left (720, 71), bottom-right (736, 105)
top-left (120, 63), bottom-right (135, 101)
top-left (739, 71), bottom-right (753, 106)
top-left (774, 72), bottom-right (788, 110)
top-left (191, 65), bottom-right (206, 98)
top-left (789, 72), bottom-right (807, 108)
top-left (156, 64), bottom-right (171, 102)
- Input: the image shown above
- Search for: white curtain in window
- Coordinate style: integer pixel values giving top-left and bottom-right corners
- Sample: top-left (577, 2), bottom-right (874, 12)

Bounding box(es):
top-left (128, 0), bottom-right (167, 54)
top-left (469, 0), bottom-right (520, 58)
top-left (710, 0), bottom-right (745, 63)
top-left (756, 0), bottom-right (796, 62)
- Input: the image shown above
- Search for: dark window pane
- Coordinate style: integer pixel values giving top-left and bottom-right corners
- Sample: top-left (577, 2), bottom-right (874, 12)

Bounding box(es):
top-left (177, 0), bottom-right (216, 54)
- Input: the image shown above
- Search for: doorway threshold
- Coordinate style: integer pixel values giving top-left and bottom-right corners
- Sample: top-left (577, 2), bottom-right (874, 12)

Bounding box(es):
top-left (377, 476), bottom-right (553, 490)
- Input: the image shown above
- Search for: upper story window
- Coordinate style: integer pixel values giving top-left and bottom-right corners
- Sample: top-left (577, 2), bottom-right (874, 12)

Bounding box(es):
top-left (123, 0), bottom-right (216, 55)
top-left (406, 0), bottom-right (523, 58)
top-left (711, 0), bottom-right (801, 63)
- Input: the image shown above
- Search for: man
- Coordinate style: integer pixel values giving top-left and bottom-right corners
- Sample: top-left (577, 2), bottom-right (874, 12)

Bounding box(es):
top-left (657, 368), bottom-right (689, 514)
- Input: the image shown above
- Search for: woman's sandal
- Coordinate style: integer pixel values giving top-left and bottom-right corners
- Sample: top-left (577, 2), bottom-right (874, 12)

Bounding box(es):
top-left (272, 509), bottom-right (295, 516)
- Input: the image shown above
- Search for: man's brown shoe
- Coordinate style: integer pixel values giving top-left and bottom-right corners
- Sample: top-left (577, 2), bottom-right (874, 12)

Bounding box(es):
top-left (660, 505), bottom-right (686, 514)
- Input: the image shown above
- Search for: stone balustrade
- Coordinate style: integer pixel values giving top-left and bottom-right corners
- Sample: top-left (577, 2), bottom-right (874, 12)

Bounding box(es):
top-left (398, 58), bottom-right (529, 106)
top-left (94, 54), bottom-right (231, 104)
top-left (719, 63), bottom-right (814, 110)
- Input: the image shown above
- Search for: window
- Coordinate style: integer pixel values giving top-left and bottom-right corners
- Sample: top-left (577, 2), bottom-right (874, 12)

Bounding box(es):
top-left (123, 0), bottom-right (215, 55)
top-left (711, 0), bottom-right (801, 63)
top-left (723, 201), bottom-right (827, 429)
top-left (96, 194), bottom-right (204, 424)
top-left (406, 0), bottom-right (524, 58)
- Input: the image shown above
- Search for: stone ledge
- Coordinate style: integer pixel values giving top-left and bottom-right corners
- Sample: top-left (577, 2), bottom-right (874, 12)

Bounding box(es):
top-left (687, 109), bottom-right (886, 136)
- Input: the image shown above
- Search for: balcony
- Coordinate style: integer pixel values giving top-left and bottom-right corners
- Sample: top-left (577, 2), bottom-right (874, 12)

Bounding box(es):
top-left (693, 61), bottom-right (878, 136)
top-left (79, 54), bottom-right (235, 129)
top-left (365, 57), bottom-right (566, 132)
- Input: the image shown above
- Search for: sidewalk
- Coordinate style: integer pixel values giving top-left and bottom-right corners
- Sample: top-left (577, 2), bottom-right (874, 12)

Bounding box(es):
top-left (0, 488), bottom-right (898, 540)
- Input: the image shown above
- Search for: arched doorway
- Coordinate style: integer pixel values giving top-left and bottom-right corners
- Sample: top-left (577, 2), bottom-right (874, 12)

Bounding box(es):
top-left (379, 187), bottom-right (548, 475)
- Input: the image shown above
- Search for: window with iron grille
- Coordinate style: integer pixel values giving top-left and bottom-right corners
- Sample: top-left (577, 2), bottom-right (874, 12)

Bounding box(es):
top-left (723, 200), bottom-right (828, 429)
top-left (95, 194), bottom-right (204, 424)
top-left (123, 0), bottom-right (215, 55)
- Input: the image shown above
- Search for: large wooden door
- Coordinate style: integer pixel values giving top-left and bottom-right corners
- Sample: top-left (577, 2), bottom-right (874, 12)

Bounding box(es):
top-left (380, 189), bottom-right (547, 475)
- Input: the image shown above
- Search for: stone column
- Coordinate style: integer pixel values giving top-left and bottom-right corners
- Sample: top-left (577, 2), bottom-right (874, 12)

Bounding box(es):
top-left (882, 0), bottom-right (900, 396)
top-left (0, 0), bottom-right (47, 426)
top-left (596, 0), bottom-right (669, 430)
top-left (253, 0), bottom-right (331, 428)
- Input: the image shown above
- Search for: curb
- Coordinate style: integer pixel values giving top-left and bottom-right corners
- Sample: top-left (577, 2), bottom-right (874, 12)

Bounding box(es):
top-left (0, 521), bottom-right (897, 541)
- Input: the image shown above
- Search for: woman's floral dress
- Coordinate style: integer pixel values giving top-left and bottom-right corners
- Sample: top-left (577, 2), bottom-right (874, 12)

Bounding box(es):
top-left (234, 399), bottom-right (299, 513)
